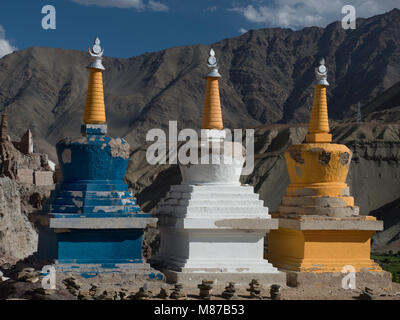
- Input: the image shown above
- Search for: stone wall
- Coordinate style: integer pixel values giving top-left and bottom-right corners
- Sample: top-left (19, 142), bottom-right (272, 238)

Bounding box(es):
top-left (0, 177), bottom-right (38, 260)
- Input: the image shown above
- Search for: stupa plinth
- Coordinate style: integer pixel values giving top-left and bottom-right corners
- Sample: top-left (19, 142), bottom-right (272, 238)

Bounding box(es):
top-left (267, 59), bottom-right (391, 287)
top-left (35, 38), bottom-right (162, 280)
top-left (150, 49), bottom-right (285, 287)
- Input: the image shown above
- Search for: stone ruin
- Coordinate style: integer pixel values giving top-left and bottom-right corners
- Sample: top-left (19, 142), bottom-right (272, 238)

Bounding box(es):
top-left (0, 113), bottom-right (55, 186)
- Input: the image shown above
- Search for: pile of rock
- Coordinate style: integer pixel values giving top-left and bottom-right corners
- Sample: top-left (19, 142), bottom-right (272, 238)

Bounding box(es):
top-left (17, 268), bottom-right (39, 284)
top-left (221, 282), bottom-right (238, 300)
top-left (247, 279), bottom-right (263, 299)
top-left (169, 283), bottom-right (186, 300)
top-left (132, 284), bottom-right (152, 300)
top-left (156, 287), bottom-right (169, 299)
top-left (270, 284), bottom-right (282, 300)
top-left (357, 287), bottom-right (375, 300)
top-left (62, 276), bottom-right (82, 296)
top-left (198, 280), bottom-right (214, 300)
top-left (0, 270), bottom-right (9, 282)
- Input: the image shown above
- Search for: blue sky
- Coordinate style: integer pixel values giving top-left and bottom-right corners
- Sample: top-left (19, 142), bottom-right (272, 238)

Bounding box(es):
top-left (0, 0), bottom-right (398, 59)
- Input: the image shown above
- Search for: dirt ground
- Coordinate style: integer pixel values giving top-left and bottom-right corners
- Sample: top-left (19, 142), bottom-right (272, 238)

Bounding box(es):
top-left (1, 259), bottom-right (400, 300)
top-left (33, 272), bottom-right (400, 300)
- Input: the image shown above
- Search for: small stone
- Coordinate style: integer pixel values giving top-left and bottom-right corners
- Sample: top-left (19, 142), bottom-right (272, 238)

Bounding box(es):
top-left (89, 283), bottom-right (98, 291)
top-left (156, 287), bottom-right (169, 299)
top-left (356, 287), bottom-right (375, 300)
top-left (26, 276), bottom-right (40, 284)
top-left (17, 268), bottom-right (39, 282)
top-left (96, 290), bottom-right (118, 300)
top-left (35, 287), bottom-right (56, 295)
top-left (133, 287), bottom-right (152, 300)
top-left (62, 277), bottom-right (82, 290)
top-left (68, 287), bottom-right (80, 297)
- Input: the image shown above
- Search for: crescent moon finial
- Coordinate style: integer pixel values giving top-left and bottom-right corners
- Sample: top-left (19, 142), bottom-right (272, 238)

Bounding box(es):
top-left (87, 37), bottom-right (105, 70)
top-left (206, 47), bottom-right (221, 78)
top-left (315, 57), bottom-right (329, 86)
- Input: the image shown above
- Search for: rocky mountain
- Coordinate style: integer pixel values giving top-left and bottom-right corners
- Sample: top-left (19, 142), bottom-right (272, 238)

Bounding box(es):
top-left (361, 80), bottom-right (400, 122)
top-left (0, 177), bottom-right (37, 260)
top-left (0, 9), bottom-right (399, 163)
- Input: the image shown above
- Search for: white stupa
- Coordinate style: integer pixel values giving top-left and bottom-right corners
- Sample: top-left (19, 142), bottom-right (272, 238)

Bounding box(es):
top-left (150, 49), bottom-right (285, 287)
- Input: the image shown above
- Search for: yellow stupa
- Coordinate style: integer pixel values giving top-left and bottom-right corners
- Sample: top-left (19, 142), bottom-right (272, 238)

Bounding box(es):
top-left (266, 59), bottom-right (384, 274)
top-left (83, 37), bottom-right (106, 124)
top-left (201, 49), bottom-right (223, 130)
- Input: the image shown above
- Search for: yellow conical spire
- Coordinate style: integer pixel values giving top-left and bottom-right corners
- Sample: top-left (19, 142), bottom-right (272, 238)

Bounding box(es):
top-left (83, 37), bottom-right (106, 125)
top-left (201, 49), bottom-right (223, 130)
top-left (306, 58), bottom-right (332, 143)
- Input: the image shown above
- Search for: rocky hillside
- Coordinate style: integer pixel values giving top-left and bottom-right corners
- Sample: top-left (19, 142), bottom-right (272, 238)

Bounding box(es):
top-left (371, 197), bottom-right (400, 252)
top-left (0, 9), bottom-right (399, 162)
top-left (361, 80), bottom-right (400, 122)
top-left (0, 177), bottom-right (37, 259)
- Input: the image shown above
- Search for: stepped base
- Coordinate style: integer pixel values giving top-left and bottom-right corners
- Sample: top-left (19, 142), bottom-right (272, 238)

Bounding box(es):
top-left (153, 182), bottom-right (282, 288)
top-left (45, 180), bottom-right (144, 215)
top-left (284, 270), bottom-right (392, 290)
top-left (158, 268), bottom-right (286, 288)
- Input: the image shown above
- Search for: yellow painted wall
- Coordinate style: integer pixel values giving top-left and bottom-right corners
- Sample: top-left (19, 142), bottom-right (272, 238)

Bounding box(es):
top-left (267, 228), bottom-right (382, 272)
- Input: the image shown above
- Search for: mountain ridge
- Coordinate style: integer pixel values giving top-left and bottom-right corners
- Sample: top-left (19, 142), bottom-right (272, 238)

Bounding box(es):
top-left (0, 9), bottom-right (399, 162)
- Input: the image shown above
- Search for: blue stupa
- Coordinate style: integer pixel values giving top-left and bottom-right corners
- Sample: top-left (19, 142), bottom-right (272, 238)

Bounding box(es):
top-left (35, 39), bottom-right (160, 278)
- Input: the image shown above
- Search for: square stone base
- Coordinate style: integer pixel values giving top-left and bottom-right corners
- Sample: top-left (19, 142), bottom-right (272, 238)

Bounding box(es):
top-left (37, 227), bottom-right (146, 265)
top-left (160, 268), bottom-right (286, 290)
top-left (284, 270), bottom-right (393, 291)
top-left (53, 263), bottom-right (164, 283)
top-left (267, 228), bottom-right (382, 272)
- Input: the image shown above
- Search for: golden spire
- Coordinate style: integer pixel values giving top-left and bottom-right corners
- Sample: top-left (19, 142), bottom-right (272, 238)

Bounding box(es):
top-left (83, 37), bottom-right (106, 125)
top-left (201, 49), bottom-right (223, 130)
top-left (306, 58), bottom-right (332, 143)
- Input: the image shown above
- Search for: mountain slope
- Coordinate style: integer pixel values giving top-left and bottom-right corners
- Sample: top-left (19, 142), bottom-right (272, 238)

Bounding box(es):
top-left (0, 9), bottom-right (399, 161)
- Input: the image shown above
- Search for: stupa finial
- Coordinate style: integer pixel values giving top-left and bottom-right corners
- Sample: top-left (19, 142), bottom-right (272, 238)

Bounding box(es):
top-left (201, 48), bottom-right (223, 130)
top-left (306, 58), bottom-right (332, 143)
top-left (315, 58), bottom-right (329, 86)
top-left (206, 48), bottom-right (221, 78)
top-left (88, 37), bottom-right (105, 70)
top-left (83, 37), bottom-right (106, 125)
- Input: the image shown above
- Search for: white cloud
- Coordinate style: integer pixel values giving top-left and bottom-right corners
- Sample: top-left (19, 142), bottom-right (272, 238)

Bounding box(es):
top-left (148, 0), bottom-right (168, 12)
top-left (71, 0), bottom-right (169, 11)
top-left (0, 25), bottom-right (16, 59)
top-left (238, 27), bottom-right (248, 34)
top-left (230, 0), bottom-right (399, 29)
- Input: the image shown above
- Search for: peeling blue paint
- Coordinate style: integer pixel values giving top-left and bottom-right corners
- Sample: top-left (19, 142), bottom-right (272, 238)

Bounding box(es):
top-left (81, 273), bottom-right (98, 279)
top-left (149, 273), bottom-right (164, 280)
top-left (37, 124), bottom-right (155, 269)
